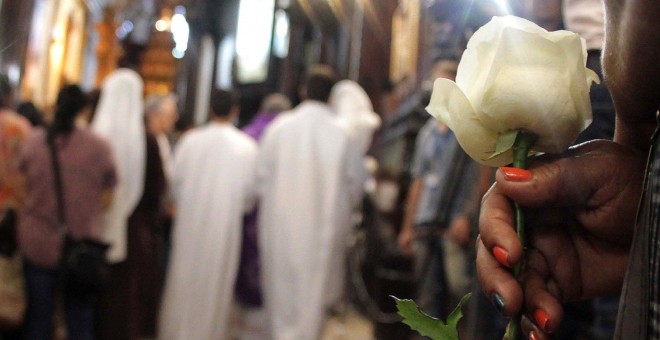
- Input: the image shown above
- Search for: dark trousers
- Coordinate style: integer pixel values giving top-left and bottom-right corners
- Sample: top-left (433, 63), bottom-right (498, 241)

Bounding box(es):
top-left (23, 260), bottom-right (97, 340)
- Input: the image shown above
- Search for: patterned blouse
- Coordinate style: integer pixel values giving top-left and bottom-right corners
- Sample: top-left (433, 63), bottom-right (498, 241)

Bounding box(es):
top-left (0, 110), bottom-right (31, 211)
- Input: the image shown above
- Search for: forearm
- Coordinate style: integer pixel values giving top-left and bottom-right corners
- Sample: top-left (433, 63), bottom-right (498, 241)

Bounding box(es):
top-left (604, 0), bottom-right (660, 152)
top-left (614, 115), bottom-right (656, 153)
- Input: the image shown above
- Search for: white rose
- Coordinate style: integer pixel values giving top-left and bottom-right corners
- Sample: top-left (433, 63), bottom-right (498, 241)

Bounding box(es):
top-left (426, 15), bottom-right (599, 167)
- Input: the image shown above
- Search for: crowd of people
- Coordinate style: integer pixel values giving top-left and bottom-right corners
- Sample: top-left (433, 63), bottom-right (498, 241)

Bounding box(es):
top-left (0, 59), bottom-right (381, 340)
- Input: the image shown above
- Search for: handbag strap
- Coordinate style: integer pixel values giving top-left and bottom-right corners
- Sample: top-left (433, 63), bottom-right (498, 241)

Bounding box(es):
top-left (46, 133), bottom-right (67, 230)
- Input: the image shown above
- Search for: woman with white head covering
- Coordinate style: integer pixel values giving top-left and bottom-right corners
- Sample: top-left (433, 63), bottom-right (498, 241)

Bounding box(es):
top-left (329, 79), bottom-right (382, 155)
top-left (326, 80), bottom-right (381, 310)
top-left (91, 68), bottom-right (145, 263)
top-left (93, 66), bottom-right (167, 340)
top-left (91, 67), bottom-right (147, 338)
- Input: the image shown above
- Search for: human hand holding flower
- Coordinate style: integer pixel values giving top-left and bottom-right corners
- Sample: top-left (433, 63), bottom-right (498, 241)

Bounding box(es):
top-left (477, 140), bottom-right (645, 339)
top-left (410, 15), bottom-right (601, 339)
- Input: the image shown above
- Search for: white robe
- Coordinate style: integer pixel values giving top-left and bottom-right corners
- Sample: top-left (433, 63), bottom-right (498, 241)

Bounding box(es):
top-left (91, 68), bottom-right (145, 263)
top-left (257, 101), bottom-right (365, 340)
top-left (158, 123), bottom-right (258, 340)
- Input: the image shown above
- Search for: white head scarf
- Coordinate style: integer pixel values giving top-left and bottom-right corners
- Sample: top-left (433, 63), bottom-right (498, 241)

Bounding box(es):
top-left (91, 68), bottom-right (146, 263)
top-left (329, 80), bottom-right (381, 155)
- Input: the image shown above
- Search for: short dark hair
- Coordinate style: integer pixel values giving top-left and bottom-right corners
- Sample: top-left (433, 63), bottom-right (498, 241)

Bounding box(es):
top-left (210, 88), bottom-right (239, 117)
top-left (304, 64), bottom-right (338, 102)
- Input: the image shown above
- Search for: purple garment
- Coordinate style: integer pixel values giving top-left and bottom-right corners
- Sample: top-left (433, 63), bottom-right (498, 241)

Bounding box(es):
top-left (242, 112), bottom-right (279, 141)
top-left (235, 111), bottom-right (278, 307)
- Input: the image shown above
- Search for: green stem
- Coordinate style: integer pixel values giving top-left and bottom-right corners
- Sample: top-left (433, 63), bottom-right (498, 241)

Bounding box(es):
top-left (504, 130), bottom-right (537, 340)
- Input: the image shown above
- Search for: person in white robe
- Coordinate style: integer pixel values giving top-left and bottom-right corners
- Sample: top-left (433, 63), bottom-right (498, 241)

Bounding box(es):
top-left (326, 79), bottom-right (381, 309)
top-left (91, 67), bottom-right (145, 263)
top-left (257, 65), bottom-right (366, 340)
top-left (158, 89), bottom-right (258, 340)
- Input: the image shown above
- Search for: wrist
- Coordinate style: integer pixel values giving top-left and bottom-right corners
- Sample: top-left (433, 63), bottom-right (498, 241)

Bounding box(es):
top-left (613, 114), bottom-right (656, 154)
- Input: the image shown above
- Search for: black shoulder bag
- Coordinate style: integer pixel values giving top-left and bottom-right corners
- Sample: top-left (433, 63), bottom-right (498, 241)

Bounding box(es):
top-left (47, 133), bottom-right (110, 293)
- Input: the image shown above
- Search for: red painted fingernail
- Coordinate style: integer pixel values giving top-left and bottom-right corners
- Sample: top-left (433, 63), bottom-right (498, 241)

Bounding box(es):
top-left (534, 309), bottom-right (549, 332)
top-left (492, 246), bottom-right (510, 268)
top-left (500, 167), bottom-right (532, 181)
top-left (529, 330), bottom-right (540, 340)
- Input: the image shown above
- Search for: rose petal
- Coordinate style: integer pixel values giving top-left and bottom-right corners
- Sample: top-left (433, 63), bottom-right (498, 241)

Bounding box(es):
top-left (481, 65), bottom-right (584, 153)
top-left (426, 78), bottom-right (512, 166)
top-left (431, 15), bottom-right (599, 167)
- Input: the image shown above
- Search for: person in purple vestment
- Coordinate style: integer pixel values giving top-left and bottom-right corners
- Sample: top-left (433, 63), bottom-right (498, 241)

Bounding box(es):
top-left (235, 93), bottom-right (291, 307)
top-left (242, 93), bottom-right (292, 142)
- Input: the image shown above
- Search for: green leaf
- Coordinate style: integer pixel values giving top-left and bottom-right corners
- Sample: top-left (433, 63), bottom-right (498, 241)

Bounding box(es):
top-left (486, 130), bottom-right (519, 160)
top-left (392, 293), bottom-right (472, 340)
top-left (502, 321), bottom-right (520, 340)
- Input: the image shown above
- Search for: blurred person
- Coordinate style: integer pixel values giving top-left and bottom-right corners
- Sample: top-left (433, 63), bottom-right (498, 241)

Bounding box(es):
top-left (91, 62), bottom-right (154, 340)
top-left (233, 93), bottom-right (291, 339)
top-left (475, 1), bottom-right (660, 339)
top-left (325, 79), bottom-right (381, 310)
top-left (0, 73), bottom-right (31, 340)
top-left (0, 73), bottom-right (31, 251)
top-left (15, 101), bottom-right (44, 127)
top-left (158, 89), bottom-right (258, 340)
top-left (144, 93), bottom-right (179, 271)
top-left (145, 93), bottom-right (178, 182)
top-left (90, 63), bottom-right (145, 267)
top-left (397, 58), bottom-right (458, 259)
top-left (242, 93), bottom-right (291, 142)
top-left (329, 79), bottom-right (382, 156)
top-left (123, 113), bottom-right (166, 340)
top-left (17, 84), bottom-right (117, 340)
top-left (395, 59), bottom-right (505, 338)
top-left (257, 64), bottom-right (366, 340)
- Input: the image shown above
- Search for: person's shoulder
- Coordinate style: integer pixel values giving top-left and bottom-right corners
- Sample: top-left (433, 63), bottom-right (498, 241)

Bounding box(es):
top-left (1, 110), bottom-right (31, 133)
top-left (270, 109), bottom-right (297, 126)
top-left (110, 68), bottom-right (142, 81)
top-left (77, 128), bottom-right (113, 150)
top-left (22, 127), bottom-right (45, 147)
top-left (77, 127), bottom-right (102, 139)
top-left (176, 125), bottom-right (205, 145)
top-left (260, 110), bottom-right (296, 138)
top-left (228, 126), bottom-right (258, 150)
top-left (171, 129), bottom-right (199, 160)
